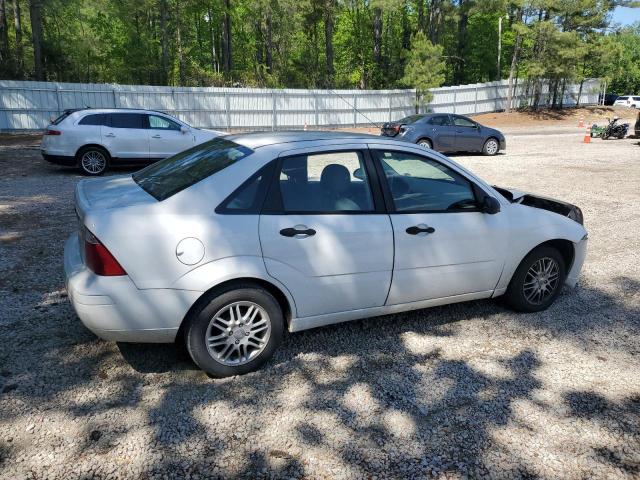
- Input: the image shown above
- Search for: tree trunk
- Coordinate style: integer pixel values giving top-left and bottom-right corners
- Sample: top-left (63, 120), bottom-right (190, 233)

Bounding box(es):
top-left (454, 0), bottom-right (468, 85)
top-left (0, 0), bottom-right (9, 69)
top-left (506, 31), bottom-right (522, 113)
top-left (324, 0), bottom-right (334, 86)
top-left (159, 0), bottom-right (169, 84)
top-left (265, 11), bottom-right (272, 74)
top-left (417, 0), bottom-right (424, 33)
top-left (576, 78), bottom-right (584, 107)
top-left (373, 7), bottom-right (382, 68)
top-left (208, 6), bottom-right (218, 74)
top-left (221, 0), bottom-right (231, 77)
top-left (13, 0), bottom-right (23, 76)
top-left (175, 1), bottom-right (185, 85)
top-left (29, 0), bottom-right (45, 80)
top-left (428, 0), bottom-right (441, 44)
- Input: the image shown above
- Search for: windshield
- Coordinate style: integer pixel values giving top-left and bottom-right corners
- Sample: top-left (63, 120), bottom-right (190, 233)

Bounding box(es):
top-left (133, 137), bottom-right (253, 201)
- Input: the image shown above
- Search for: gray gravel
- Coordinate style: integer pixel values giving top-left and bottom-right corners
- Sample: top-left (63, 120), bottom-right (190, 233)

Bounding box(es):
top-left (1, 128), bottom-right (639, 479)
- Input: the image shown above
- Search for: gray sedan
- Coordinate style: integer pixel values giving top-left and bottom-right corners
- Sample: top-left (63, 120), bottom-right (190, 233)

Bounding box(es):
top-left (381, 113), bottom-right (506, 155)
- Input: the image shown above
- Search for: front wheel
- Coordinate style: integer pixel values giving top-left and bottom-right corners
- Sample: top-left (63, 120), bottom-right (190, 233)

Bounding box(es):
top-left (482, 138), bottom-right (500, 156)
top-left (504, 246), bottom-right (566, 313)
top-left (77, 146), bottom-right (109, 175)
top-left (185, 285), bottom-right (284, 377)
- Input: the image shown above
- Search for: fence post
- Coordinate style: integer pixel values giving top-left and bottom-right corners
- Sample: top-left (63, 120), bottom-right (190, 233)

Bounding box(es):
top-left (474, 85), bottom-right (479, 114)
top-left (112, 88), bottom-right (118, 108)
top-left (225, 91), bottom-right (231, 130)
top-left (388, 93), bottom-right (392, 121)
top-left (272, 91), bottom-right (277, 131)
top-left (353, 94), bottom-right (357, 127)
top-left (55, 86), bottom-right (62, 114)
top-left (453, 89), bottom-right (457, 114)
top-left (171, 89), bottom-right (177, 118)
top-left (314, 92), bottom-right (319, 128)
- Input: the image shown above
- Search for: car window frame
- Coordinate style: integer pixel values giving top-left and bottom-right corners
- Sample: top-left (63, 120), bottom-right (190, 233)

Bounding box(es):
top-left (261, 148), bottom-right (386, 215)
top-left (369, 148), bottom-right (483, 214)
top-left (452, 115), bottom-right (478, 129)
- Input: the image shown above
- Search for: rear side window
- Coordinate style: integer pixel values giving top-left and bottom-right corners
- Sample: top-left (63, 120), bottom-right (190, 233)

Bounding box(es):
top-left (428, 115), bottom-right (451, 126)
top-left (617, 96), bottom-right (628, 101)
top-left (111, 113), bottom-right (145, 129)
top-left (633, 97), bottom-right (640, 101)
top-left (133, 138), bottom-right (253, 201)
top-left (148, 115), bottom-right (181, 130)
top-left (79, 114), bottom-right (107, 126)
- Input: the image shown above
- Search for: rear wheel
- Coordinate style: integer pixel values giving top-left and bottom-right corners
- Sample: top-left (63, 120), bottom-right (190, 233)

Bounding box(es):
top-left (482, 138), bottom-right (500, 156)
top-left (77, 146), bottom-right (109, 176)
top-left (185, 285), bottom-right (284, 377)
top-left (417, 138), bottom-right (432, 149)
top-left (504, 246), bottom-right (566, 313)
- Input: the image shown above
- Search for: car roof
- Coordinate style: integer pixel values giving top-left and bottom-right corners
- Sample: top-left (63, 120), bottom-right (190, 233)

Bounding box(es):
top-left (71, 108), bottom-right (174, 116)
top-left (225, 130), bottom-right (386, 149)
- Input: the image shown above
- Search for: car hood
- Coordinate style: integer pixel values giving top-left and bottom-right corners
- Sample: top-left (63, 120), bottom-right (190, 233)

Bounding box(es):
top-left (75, 175), bottom-right (156, 217)
top-left (493, 186), bottom-right (583, 224)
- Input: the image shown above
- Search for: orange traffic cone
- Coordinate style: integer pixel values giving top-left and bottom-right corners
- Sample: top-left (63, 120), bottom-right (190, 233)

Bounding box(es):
top-left (578, 116), bottom-right (584, 128)
top-left (303, 122), bottom-right (308, 131)
top-left (583, 126), bottom-right (591, 143)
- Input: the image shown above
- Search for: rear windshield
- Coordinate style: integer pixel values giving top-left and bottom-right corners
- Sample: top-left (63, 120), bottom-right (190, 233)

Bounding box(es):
top-left (398, 114), bottom-right (426, 124)
top-left (133, 138), bottom-right (253, 201)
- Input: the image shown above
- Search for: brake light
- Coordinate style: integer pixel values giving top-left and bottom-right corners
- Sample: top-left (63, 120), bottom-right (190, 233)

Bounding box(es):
top-left (393, 124), bottom-right (401, 133)
top-left (45, 129), bottom-right (62, 135)
top-left (84, 229), bottom-right (126, 276)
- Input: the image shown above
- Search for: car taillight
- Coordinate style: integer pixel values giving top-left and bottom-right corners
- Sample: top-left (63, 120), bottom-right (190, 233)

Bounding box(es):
top-left (84, 228), bottom-right (126, 276)
top-left (45, 129), bottom-right (62, 135)
top-left (393, 125), bottom-right (401, 133)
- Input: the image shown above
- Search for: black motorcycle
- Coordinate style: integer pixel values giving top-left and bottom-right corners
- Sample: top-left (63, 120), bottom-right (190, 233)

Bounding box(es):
top-left (600, 117), bottom-right (629, 140)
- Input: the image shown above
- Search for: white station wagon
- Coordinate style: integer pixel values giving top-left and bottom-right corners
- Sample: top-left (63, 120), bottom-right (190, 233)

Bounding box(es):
top-left (65, 132), bottom-right (588, 377)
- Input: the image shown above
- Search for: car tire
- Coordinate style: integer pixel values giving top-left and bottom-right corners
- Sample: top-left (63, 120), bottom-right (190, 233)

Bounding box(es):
top-left (77, 146), bottom-right (110, 176)
top-left (417, 138), bottom-right (432, 149)
top-left (185, 284), bottom-right (284, 377)
top-left (504, 246), bottom-right (566, 313)
top-left (482, 138), bottom-right (500, 156)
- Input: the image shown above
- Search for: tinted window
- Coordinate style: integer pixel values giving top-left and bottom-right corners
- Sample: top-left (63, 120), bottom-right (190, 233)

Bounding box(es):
top-left (133, 138), bottom-right (253, 201)
top-left (111, 113), bottom-right (145, 129)
top-left (275, 151), bottom-right (374, 212)
top-left (428, 115), bottom-right (451, 126)
top-left (79, 114), bottom-right (107, 126)
top-left (617, 96), bottom-right (628, 101)
top-left (452, 116), bottom-right (476, 128)
top-left (374, 150), bottom-right (477, 212)
top-left (399, 114), bottom-right (426, 124)
top-left (148, 114), bottom-right (181, 130)
top-left (218, 164), bottom-right (273, 213)
top-left (633, 97), bottom-right (640, 101)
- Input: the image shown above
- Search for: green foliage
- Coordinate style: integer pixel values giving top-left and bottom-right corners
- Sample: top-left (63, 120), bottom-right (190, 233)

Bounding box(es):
top-left (401, 31), bottom-right (445, 107)
top-left (0, 0), bottom-right (638, 97)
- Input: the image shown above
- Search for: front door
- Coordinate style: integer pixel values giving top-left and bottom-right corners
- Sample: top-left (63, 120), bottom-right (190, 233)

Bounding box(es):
top-left (426, 114), bottom-right (457, 151)
top-left (452, 115), bottom-right (484, 151)
top-left (147, 114), bottom-right (195, 159)
top-left (370, 147), bottom-right (509, 305)
top-left (259, 147), bottom-right (394, 318)
top-left (101, 113), bottom-right (149, 160)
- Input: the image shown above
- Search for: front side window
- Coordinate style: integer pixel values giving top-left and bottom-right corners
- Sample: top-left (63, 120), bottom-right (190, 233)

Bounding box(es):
top-left (374, 150), bottom-right (477, 212)
top-left (148, 115), bottom-right (181, 130)
top-left (452, 116), bottom-right (476, 128)
top-left (133, 138), bottom-right (253, 201)
top-left (275, 151), bottom-right (374, 213)
top-left (110, 113), bottom-right (145, 129)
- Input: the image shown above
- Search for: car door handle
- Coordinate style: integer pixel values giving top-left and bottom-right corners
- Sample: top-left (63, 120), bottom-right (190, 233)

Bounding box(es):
top-left (280, 227), bottom-right (316, 238)
top-left (152, 134), bottom-right (162, 138)
top-left (406, 225), bottom-right (435, 235)
top-left (105, 133), bottom-right (115, 138)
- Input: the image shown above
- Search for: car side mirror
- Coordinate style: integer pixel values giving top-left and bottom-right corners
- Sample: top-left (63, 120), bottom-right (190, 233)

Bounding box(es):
top-left (180, 126), bottom-right (189, 134)
top-left (353, 167), bottom-right (365, 180)
top-left (481, 196), bottom-right (501, 214)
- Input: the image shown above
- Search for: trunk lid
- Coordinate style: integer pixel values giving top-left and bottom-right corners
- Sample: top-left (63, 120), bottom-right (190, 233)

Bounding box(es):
top-left (75, 175), bottom-right (157, 219)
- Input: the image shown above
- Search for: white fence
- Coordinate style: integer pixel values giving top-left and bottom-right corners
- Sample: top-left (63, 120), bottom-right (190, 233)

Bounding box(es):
top-left (0, 78), bottom-right (600, 131)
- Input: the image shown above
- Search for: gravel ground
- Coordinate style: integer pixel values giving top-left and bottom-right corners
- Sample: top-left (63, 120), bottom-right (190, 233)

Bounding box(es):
top-left (0, 127), bottom-right (639, 479)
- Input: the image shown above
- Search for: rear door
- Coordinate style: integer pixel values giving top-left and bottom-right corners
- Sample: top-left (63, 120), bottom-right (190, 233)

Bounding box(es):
top-left (259, 146), bottom-right (394, 318)
top-left (101, 113), bottom-right (150, 161)
top-left (425, 114), bottom-right (457, 151)
top-left (452, 115), bottom-right (484, 151)
top-left (147, 114), bottom-right (195, 159)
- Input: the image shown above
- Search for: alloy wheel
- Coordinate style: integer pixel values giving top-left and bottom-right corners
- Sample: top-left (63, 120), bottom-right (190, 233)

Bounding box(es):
top-left (206, 301), bottom-right (271, 366)
top-left (485, 140), bottom-right (498, 155)
top-left (522, 257), bottom-right (560, 305)
top-left (81, 150), bottom-right (107, 174)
